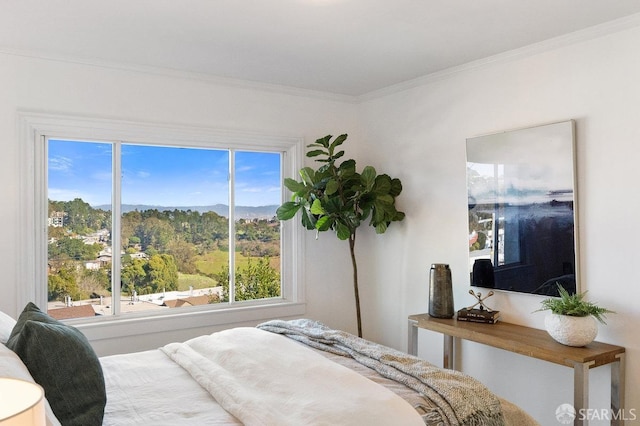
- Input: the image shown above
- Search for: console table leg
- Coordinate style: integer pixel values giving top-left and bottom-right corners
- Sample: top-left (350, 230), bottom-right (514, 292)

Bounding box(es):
top-left (573, 361), bottom-right (592, 426)
top-left (611, 353), bottom-right (626, 426)
top-left (408, 319), bottom-right (418, 356)
top-left (443, 334), bottom-right (454, 369)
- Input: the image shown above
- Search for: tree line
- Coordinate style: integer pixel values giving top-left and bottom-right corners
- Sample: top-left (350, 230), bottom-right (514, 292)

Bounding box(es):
top-left (48, 198), bottom-right (281, 303)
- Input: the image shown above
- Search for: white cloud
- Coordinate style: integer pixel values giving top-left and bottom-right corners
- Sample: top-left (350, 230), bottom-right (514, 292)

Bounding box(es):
top-left (49, 156), bottom-right (73, 172)
top-left (91, 171), bottom-right (112, 181)
top-left (48, 188), bottom-right (108, 206)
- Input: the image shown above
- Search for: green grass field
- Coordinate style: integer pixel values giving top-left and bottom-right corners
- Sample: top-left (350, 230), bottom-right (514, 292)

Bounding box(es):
top-left (195, 251), bottom-right (231, 276)
top-left (187, 250), bottom-right (280, 291)
top-left (177, 273), bottom-right (218, 291)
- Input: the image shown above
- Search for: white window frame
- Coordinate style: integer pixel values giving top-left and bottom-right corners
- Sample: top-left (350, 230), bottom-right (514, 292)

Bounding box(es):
top-left (18, 112), bottom-right (305, 340)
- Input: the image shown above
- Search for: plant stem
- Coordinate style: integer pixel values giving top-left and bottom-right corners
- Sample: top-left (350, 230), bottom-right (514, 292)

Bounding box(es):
top-left (349, 230), bottom-right (362, 337)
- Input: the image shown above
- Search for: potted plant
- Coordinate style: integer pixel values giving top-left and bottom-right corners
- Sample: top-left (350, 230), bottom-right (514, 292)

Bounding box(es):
top-left (536, 284), bottom-right (614, 346)
top-left (277, 134), bottom-right (404, 337)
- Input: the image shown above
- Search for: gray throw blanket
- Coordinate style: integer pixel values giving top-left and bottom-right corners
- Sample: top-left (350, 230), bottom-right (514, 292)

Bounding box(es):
top-left (257, 319), bottom-right (505, 426)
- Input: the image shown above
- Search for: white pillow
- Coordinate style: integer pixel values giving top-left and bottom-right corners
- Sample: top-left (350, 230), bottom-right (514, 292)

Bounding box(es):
top-left (0, 340), bottom-right (61, 425)
top-left (0, 310), bottom-right (17, 344)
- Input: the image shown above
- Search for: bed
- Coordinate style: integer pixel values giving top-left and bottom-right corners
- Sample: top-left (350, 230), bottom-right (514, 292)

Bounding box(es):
top-left (1, 304), bottom-right (539, 426)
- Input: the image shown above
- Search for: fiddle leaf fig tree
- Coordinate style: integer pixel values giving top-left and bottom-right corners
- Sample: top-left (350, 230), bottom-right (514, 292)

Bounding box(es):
top-left (277, 134), bottom-right (405, 337)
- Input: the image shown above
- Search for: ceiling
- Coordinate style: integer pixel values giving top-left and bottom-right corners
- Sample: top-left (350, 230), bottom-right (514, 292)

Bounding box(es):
top-left (3, 0), bottom-right (640, 97)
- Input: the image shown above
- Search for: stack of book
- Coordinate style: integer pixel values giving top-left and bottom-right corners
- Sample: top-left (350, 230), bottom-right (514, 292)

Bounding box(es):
top-left (456, 308), bottom-right (500, 324)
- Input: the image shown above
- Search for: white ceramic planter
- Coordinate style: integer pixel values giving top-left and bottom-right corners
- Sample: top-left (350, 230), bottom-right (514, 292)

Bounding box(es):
top-left (544, 313), bottom-right (598, 347)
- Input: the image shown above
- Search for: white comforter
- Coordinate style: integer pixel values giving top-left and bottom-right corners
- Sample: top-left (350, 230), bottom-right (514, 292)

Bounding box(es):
top-left (101, 349), bottom-right (239, 425)
top-left (160, 327), bottom-right (425, 426)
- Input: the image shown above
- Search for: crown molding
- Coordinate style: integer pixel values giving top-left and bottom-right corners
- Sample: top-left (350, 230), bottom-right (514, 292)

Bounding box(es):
top-left (357, 12), bottom-right (640, 102)
top-left (0, 46), bottom-right (357, 104)
top-left (2, 12), bottom-right (640, 105)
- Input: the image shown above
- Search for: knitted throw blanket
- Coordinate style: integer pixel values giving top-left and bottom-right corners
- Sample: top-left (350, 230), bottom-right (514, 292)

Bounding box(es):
top-left (257, 319), bottom-right (505, 426)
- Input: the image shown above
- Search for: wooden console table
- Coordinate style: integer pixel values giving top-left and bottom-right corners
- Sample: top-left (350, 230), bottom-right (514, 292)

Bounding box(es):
top-left (408, 314), bottom-right (626, 426)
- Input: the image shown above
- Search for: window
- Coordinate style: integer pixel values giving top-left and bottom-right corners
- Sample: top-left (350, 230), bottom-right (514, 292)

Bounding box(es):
top-left (20, 113), bottom-right (304, 330)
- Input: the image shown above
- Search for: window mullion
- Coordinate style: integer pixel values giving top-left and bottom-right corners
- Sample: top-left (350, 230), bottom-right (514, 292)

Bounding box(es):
top-left (228, 149), bottom-right (236, 304)
top-left (37, 136), bottom-right (50, 309)
top-left (111, 142), bottom-right (122, 315)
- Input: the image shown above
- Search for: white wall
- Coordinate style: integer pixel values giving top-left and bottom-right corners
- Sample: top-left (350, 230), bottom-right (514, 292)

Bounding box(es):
top-left (0, 53), bottom-right (361, 348)
top-left (356, 26), bottom-right (640, 425)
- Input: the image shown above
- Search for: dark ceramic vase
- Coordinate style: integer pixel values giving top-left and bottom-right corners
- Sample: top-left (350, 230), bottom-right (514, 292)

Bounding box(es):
top-left (429, 263), bottom-right (454, 318)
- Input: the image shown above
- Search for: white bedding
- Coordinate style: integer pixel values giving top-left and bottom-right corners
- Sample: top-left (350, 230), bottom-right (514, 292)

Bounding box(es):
top-left (160, 327), bottom-right (424, 426)
top-left (101, 349), bottom-right (240, 425)
top-left (100, 327), bottom-right (539, 426)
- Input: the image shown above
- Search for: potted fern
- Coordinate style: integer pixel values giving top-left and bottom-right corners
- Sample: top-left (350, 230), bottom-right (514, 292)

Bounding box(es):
top-left (536, 284), bottom-right (614, 346)
top-left (277, 134), bottom-right (404, 337)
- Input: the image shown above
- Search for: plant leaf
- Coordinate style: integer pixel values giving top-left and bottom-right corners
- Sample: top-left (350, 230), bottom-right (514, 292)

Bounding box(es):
top-left (535, 283), bottom-right (615, 324)
top-left (299, 167), bottom-right (316, 185)
top-left (283, 178), bottom-right (306, 193)
top-left (389, 178), bottom-right (403, 197)
top-left (276, 202), bottom-right (300, 220)
top-left (339, 159), bottom-right (356, 174)
top-left (361, 166), bottom-right (376, 190)
top-left (310, 199), bottom-right (325, 215)
top-left (329, 134), bottom-right (348, 151)
top-left (373, 174), bottom-right (392, 195)
top-left (306, 149), bottom-right (327, 158)
top-left (316, 216), bottom-right (332, 232)
top-left (332, 150), bottom-right (345, 160)
top-left (375, 221), bottom-right (388, 234)
top-left (376, 194), bottom-right (394, 205)
top-left (300, 208), bottom-right (316, 230)
top-left (336, 221), bottom-right (351, 240)
top-left (325, 178), bottom-right (339, 195)
top-left (314, 135), bottom-right (332, 148)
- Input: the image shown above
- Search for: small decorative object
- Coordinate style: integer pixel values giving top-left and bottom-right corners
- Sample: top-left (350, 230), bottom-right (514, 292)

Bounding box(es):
top-left (457, 289), bottom-right (500, 323)
top-left (428, 264), bottom-right (454, 318)
top-left (465, 289), bottom-right (495, 311)
top-left (544, 315), bottom-right (597, 347)
top-left (536, 284), bottom-right (614, 347)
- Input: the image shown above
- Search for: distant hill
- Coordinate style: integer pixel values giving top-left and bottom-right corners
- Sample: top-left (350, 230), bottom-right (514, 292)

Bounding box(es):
top-left (93, 203), bottom-right (279, 219)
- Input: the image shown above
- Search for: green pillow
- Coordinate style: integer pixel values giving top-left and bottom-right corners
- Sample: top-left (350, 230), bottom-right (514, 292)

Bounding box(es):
top-left (6, 303), bottom-right (106, 426)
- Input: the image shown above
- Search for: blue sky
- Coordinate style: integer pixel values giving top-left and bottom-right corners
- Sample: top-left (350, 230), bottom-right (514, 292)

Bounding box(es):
top-left (48, 140), bottom-right (282, 207)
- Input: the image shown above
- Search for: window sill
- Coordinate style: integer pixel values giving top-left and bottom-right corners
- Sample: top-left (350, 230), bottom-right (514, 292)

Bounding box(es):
top-left (71, 301), bottom-right (306, 343)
